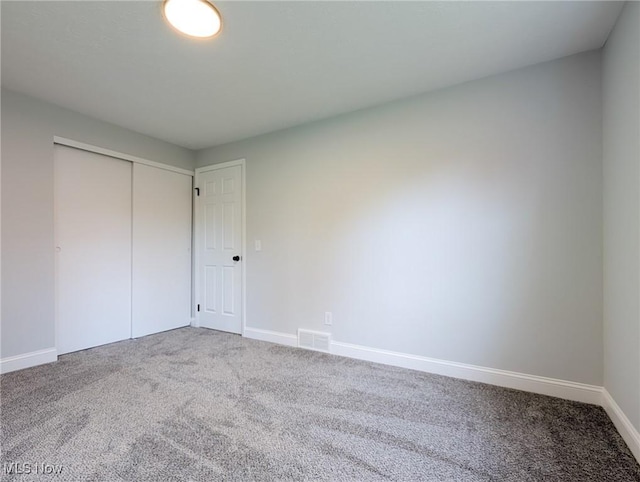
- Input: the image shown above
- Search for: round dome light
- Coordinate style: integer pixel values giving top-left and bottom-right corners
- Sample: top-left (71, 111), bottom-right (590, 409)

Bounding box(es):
top-left (163, 0), bottom-right (222, 39)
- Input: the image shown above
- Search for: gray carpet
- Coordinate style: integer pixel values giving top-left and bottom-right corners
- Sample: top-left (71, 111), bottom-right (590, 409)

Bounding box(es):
top-left (1, 327), bottom-right (638, 481)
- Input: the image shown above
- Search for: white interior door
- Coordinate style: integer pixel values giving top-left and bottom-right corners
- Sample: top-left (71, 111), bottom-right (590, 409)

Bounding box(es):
top-left (196, 164), bottom-right (243, 334)
top-left (132, 163), bottom-right (192, 338)
top-left (55, 145), bottom-right (132, 355)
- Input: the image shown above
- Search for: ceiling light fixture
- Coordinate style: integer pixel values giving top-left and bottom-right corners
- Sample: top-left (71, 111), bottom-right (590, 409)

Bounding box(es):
top-left (163, 0), bottom-right (222, 39)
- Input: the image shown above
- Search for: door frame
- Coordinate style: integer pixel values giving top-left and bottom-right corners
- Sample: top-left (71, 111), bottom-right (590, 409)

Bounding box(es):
top-left (53, 136), bottom-right (195, 177)
top-left (53, 137), bottom-right (195, 352)
top-left (193, 159), bottom-right (246, 335)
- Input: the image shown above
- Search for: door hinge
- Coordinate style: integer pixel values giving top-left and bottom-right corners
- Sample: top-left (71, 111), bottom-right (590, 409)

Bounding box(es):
top-left (195, 187), bottom-right (200, 196)
top-left (197, 304), bottom-right (201, 312)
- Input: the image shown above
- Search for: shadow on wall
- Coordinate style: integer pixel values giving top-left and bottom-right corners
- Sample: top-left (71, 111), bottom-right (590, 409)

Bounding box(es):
top-left (265, 140), bottom-right (598, 376)
top-left (240, 51), bottom-right (602, 382)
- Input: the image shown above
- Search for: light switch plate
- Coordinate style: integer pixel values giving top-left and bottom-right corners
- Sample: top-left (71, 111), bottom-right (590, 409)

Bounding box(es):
top-left (324, 312), bottom-right (333, 326)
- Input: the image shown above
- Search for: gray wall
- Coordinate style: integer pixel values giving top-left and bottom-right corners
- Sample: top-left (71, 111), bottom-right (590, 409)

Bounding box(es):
top-left (1, 88), bottom-right (195, 358)
top-left (603, 2), bottom-right (640, 431)
top-left (197, 51), bottom-right (603, 385)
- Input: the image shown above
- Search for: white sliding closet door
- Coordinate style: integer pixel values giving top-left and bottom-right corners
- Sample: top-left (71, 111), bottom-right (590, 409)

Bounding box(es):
top-left (55, 145), bottom-right (132, 355)
top-left (132, 163), bottom-right (192, 338)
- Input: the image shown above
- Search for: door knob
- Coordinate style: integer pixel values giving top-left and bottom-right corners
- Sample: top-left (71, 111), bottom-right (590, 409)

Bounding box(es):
top-left (233, 255), bottom-right (241, 262)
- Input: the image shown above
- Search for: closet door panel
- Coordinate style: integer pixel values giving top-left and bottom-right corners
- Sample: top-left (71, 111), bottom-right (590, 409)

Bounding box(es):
top-left (55, 145), bottom-right (132, 355)
top-left (132, 163), bottom-right (192, 338)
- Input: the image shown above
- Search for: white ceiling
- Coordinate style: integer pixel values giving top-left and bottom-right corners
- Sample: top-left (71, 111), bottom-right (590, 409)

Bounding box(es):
top-left (1, 1), bottom-right (624, 150)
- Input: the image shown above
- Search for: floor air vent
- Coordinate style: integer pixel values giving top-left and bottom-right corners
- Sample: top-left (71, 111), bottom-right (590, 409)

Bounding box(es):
top-left (297, 329), bottom-right (331, 353)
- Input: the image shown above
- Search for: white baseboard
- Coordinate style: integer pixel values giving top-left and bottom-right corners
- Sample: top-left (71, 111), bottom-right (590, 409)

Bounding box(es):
top-left (331, 340), bottom-right (603, 405)
top-left (0, 348), bottom-right (58, 375)
top-left (190, 317), bottom-right (198, 327)
top-left (243, 327), bottom-right (297, 347)
top-left (602, 389), bottom-right (640, 462)
top-left (242, 327), bottom-right (602, 405)
top-left (2, 329), bottom-right (638, 463)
